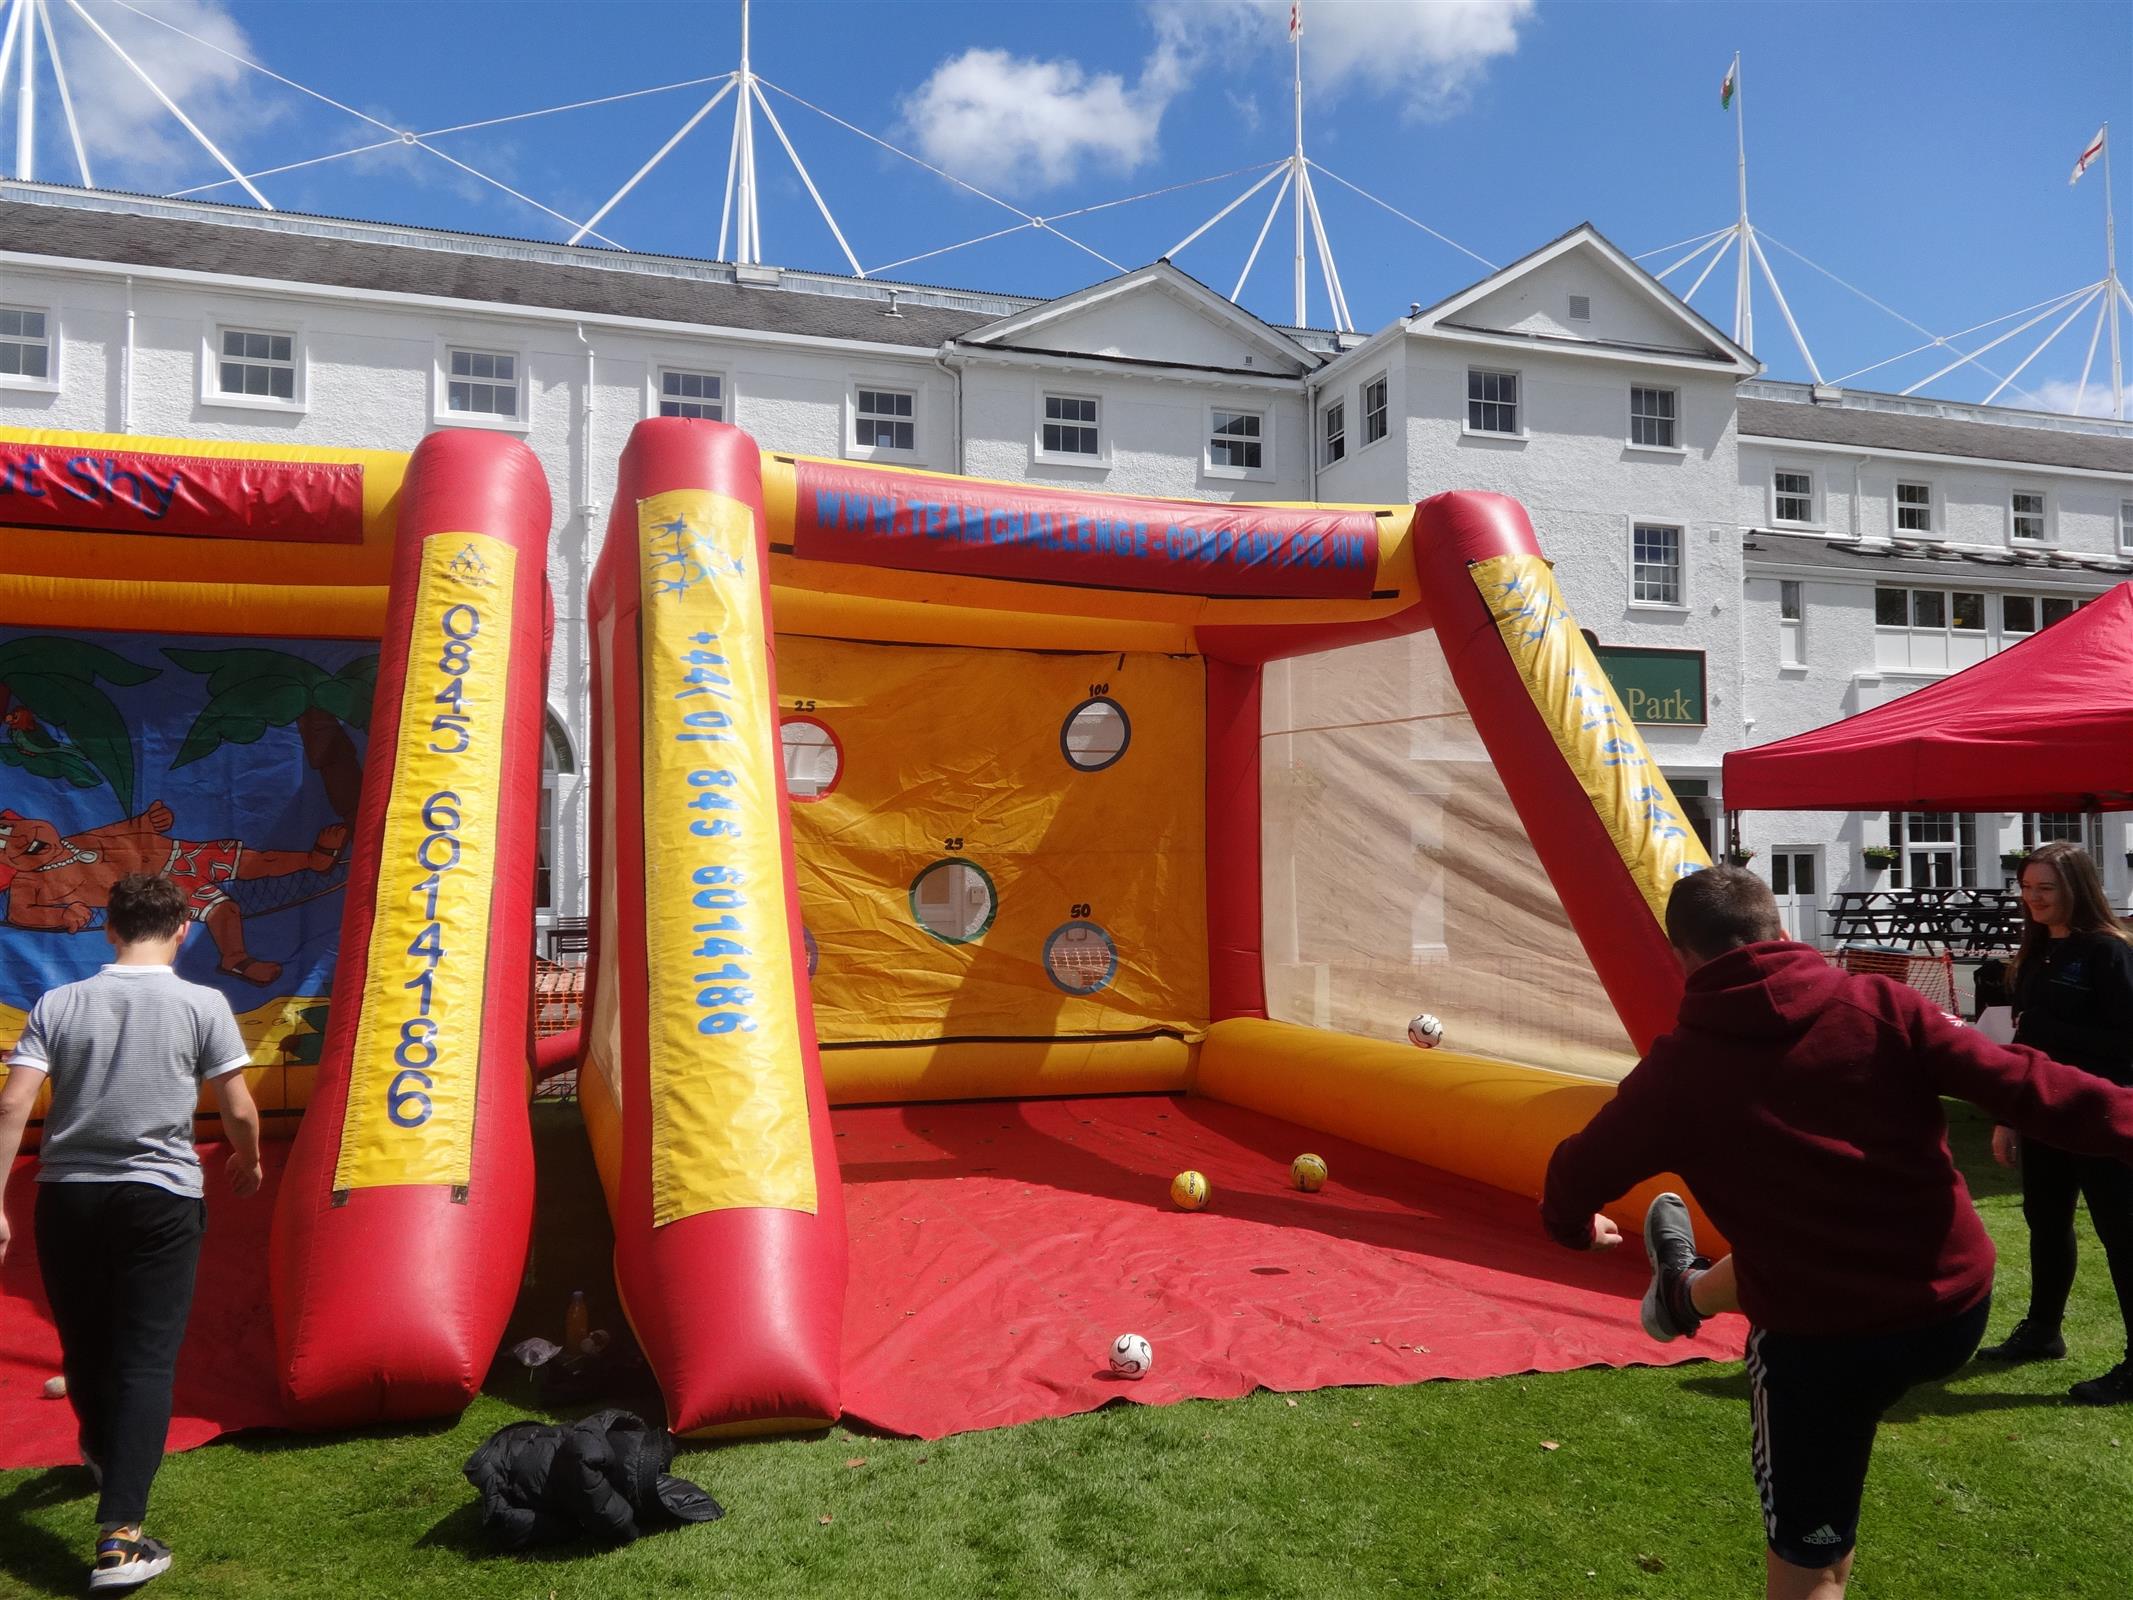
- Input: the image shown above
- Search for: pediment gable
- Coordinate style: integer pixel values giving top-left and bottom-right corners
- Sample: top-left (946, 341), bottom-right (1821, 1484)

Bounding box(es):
top-left (960, 264), bottom-right (1316, 375)
top-left (1414, 226), bottom-right (1756, 372)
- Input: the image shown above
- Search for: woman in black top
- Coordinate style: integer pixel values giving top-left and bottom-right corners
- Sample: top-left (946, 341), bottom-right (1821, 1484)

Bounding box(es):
top-left (1980, 841), bottom-right (2133, 1404)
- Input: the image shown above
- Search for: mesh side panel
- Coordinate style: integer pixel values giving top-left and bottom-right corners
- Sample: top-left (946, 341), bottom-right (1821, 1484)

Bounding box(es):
top-left (1261, 631), bottom-right (1639, 1081)
top-left (1829, 948), bottom-right (1957, 1014)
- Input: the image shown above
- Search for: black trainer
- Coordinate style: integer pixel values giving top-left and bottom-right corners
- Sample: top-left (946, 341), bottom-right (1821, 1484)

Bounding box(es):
top-left (1641, 1192), bottom-right (1707, 1343)
top-left (2070, 1358), bottom-right (2133, 1406)
top-left (1978, 1317), bottom-right (2067, 1363)
top-left (89, 1530), bottom-right (172, 1591)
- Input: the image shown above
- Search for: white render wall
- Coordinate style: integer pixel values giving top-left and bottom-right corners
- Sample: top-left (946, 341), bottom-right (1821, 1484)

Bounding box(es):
top-left (0, 258), bottom-right (959, 920)
top-left (1739, 438), bottom-right (2130, 553)
top-left (958, 358), bottom-right (1312, 501)
top-left (9, 248), bottom-right (2131, 934)
top-left (1400, 338), bottom-right (1750, 774)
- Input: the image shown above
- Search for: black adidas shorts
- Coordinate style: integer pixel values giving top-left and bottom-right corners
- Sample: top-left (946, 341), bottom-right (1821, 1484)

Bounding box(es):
top-left (1745, 1295), bottom-right (1990, 1568)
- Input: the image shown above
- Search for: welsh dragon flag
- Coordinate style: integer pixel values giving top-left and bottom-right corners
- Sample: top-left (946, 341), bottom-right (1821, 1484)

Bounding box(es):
top-left (1721, 55), bottom-right (1738, 110)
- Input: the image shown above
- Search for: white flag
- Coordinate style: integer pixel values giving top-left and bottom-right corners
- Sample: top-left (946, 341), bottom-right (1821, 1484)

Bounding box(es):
top-left (2072, 126), bottom-right (2106, 185)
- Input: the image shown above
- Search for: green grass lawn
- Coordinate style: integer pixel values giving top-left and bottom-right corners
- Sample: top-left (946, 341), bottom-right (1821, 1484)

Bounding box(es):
top-left (4, 1103), bottom-right (2129, 1599)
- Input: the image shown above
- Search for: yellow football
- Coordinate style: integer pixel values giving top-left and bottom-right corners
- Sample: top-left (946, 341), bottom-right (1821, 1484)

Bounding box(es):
top-left (1291, 1153), bottom-right (1328, 1192)
top-left (1170, 1169), bottom-right (1210, 1211)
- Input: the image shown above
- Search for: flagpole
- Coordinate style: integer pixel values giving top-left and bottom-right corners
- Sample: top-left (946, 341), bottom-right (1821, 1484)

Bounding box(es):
top-left (1732, 51), bottom-right (1752, 351)
top-left (1292, 3), bottom-right (1306, 326)
top-left (2105, 122), bottom-right (2122, 419)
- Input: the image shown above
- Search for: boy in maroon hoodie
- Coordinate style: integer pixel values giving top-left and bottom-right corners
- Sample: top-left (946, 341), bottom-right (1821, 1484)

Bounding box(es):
top-left (1541, 867), bottom-right (2133, 1600)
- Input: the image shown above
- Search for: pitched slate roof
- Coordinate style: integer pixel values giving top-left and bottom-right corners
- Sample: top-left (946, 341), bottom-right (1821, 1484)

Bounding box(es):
top-left (1742, 529), bottom-right (2133, 582)
top-left (1739, 396), bottom-right (2133, 474)
top-left (0, 189), bottom-right (1016, 349)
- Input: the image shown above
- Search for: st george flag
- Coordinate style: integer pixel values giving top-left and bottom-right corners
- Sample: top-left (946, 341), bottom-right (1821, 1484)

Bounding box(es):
top-left (1720, 54), bottom-right (1738, 111)
top-left (2071, 126), bottom-right (2106, 185)
top-left (1290, 1), bottom-right (1301, 40)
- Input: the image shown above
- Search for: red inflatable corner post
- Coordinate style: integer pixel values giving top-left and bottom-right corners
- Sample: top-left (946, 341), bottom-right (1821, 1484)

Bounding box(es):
top-left (270, 428), bottom-right (552, 1427)
top-left (1413, 490), bottom-right (1689, 1052)
top-left (580, 418), bottom-right (847, 1437)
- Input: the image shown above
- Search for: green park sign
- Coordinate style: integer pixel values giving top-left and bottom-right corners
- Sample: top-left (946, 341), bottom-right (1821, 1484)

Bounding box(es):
top-left (1592, 645), bottom-right (1707, 727)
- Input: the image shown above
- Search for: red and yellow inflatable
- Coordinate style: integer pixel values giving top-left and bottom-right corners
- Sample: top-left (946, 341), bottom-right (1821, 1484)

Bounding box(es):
top-left (569, 420), bottom-right (1707, 1437)
top-left (0, 424), bottom-right (552, 1428)
top-left (2, 416), bottom-right (1708, 1442)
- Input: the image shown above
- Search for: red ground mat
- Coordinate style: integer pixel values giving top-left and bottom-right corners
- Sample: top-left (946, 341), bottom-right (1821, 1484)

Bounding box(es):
top-left (1, 1143), bottom-right (287, 1472)
top-left (0, 1096), bottom-right (1742, 1468)
top-left (834, 1094), bottom-right (1742, 1437)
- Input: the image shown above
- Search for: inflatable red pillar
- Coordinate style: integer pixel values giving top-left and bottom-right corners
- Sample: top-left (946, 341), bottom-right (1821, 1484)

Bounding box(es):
top-left (270, 428), bottom-right (552, 1426)
top-left (578, 418), bottom-right (846, 1436)
top-left (1413, 490), bottom-right (1700, 1051)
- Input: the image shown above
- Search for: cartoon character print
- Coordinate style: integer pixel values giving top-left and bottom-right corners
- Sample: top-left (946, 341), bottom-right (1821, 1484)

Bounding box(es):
top-left (0, 802), bottom-right (347, 985)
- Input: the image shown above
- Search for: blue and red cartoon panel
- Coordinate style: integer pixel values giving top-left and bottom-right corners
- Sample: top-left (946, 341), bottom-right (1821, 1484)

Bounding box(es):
top-left (1, 425), bottom-right (555, 1429)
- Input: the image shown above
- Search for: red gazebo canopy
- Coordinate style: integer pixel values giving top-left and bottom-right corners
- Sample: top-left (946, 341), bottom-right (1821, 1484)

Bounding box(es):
top-left (1724, 582), bottom-right (2133, 813)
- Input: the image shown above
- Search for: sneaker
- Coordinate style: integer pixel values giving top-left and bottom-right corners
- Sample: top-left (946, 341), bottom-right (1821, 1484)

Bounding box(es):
top-left (89, 1530), bottom-right (172, 1591)
top-left (1640, 1192), bottom-right (1706, 1343)
top-left (2069, 1358), bottom-right (2133, 1406)
top-left (1978, 1317), bottom-right (2067, 1363)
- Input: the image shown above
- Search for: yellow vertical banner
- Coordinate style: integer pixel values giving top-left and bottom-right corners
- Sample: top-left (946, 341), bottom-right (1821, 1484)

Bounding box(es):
top-left (639, 489), bottom-right (816, 1226)
top-left (1470, 553), bottom-right (1711, 923)
top-left (335, 534), bottom-right (515, 1191)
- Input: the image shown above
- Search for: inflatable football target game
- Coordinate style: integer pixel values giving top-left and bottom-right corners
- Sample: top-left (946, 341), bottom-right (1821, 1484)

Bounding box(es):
top-left (1, 417), bottom-right (1711, 1442)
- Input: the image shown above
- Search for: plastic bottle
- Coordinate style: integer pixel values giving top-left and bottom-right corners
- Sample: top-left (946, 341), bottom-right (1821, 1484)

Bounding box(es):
top-left (564, 1290), bottom-right (590, 1354)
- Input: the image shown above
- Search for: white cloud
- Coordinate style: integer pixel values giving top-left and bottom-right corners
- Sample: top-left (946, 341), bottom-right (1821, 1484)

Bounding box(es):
top-left (897, 1), bottom-right (1529, 195)
top-left (43, 0), bottom-right (281, 188)
top-left (899, 41), bottom-right (1187, 192)
top-left (1175, 0), bottom-right (1536, 122)
top-left (2025, 377), bottom-right (2125, 418)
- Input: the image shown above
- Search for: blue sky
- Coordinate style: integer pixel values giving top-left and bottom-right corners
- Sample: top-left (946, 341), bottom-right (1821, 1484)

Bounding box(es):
top-left (11, 1), bottom-right (2132, 412)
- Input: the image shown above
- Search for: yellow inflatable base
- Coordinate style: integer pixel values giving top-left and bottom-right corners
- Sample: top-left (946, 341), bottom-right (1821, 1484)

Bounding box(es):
top-left (819, 1035), bottom-right (1194, 1106)
top-left (1194, 1018), bottom-right (1724, 1253)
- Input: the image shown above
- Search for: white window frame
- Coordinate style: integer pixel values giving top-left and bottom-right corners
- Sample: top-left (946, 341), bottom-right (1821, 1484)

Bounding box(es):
top-left (1873, 585), bottom-right (1985, 637)
top-left (2008, 487), bottom-right (2052, 546)
top-left (1892, 479), bottom-right (1934, 537)
top-left (847, 381), bottom-right (921, 461)
top-left (1203, 402), bottom-right (1271, 481)
top-left (1464, 367), bottom-right (1524, 440)
top-left (1626, 384), bottom-right (1683, 453)
top-left (1770, 465), bottom-right (1820, 528)
top-left (2120, 499), bottom-right (2133, 553)
top-left (2002, 593), bottom-right (2037, 636)
top-left (1360, 373), bottom-right (1390, 448)
top-left (537, 708), bottom-right (578, 926)
top-left (1628, 519), bottom-right (1686, 610)
top-left (1035, 390), bottom-right (1107, 467)
top-left (1777, 579), bottom-right (1806, 668)
top-left (1321, 399), bottom-right (1347, 466)
top-left (648, 364), bottom-right (728, 422)
top-left (0, 303), bottom-right (57, 393)
top-left (200, 318), bottom-right (306, 413)
top-left (431, 338), bottom-right (529, 432)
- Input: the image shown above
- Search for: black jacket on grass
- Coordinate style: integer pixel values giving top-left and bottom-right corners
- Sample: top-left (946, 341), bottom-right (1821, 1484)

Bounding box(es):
top-left (463, 1409), bottom-right (722, 1549)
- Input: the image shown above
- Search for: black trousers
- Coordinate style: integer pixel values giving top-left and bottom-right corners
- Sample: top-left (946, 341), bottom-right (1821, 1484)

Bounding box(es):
top-left (34, 1180), bottom-right (205, 1529)
top-left (2018, 1137), bottom-right (2133, 1352)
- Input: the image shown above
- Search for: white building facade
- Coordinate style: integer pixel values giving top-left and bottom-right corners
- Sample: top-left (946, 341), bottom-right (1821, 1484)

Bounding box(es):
top-left (4, 183), bottom-right (2129, 940)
